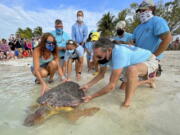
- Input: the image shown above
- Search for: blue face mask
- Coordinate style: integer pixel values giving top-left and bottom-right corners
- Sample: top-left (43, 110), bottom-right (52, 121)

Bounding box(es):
top-left (56, 28), bottom-right (63, 35)
top-left (46, 44), bottom-right (55, 52)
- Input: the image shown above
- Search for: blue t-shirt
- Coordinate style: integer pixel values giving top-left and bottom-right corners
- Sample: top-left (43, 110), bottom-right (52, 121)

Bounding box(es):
top-left (101, 45), bottom-right (152, 70)
top-left (64, 45), bottom-right (84, 61)
top-left (85, 41), bottom-right (94, 54)
top-left (113, 32), bottom-right (133, 42)
top-left (51, 30), bottom-right (70, 57)
top-left (71, 22), bottom-right (88, 44)
top-left (133, 16), bottom-right (170, 60)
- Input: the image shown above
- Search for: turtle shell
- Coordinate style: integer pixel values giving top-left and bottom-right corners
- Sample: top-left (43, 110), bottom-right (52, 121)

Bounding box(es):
top-left (37, 81), bottom-right (85, 107)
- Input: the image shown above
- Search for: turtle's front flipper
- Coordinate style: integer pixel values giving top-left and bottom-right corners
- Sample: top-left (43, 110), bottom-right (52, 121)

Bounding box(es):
top-left (27, 104), bottom-right (40, 113)
top-left (65, 107), bottom-right (100, 122)
top-left (24, 106), bottom-right (75, 126)
top-left (24, 105), bottom-right (59, 126)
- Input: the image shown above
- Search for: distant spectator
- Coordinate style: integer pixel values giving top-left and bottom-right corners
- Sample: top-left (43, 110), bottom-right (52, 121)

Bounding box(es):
top-left (8, 39), bottom-right (16, 51)
top-left (15, 39), bottom-right (23, 57)
top-left (172, 37), bottom-right (180, 50)
top-left (26, 40), bottom-right (33, 56)
top-left (0, 39), bottom-right (14, 59)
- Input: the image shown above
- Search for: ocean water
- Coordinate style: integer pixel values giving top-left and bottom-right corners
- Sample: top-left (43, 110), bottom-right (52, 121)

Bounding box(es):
top-left (0, 52), bottom-right (180, 135)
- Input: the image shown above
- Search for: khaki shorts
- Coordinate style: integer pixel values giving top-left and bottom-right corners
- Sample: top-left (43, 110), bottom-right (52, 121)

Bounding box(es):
top-left (143, 54), bottom-right (158, 78)
top-left (120, 55), bottom-right (158, 82)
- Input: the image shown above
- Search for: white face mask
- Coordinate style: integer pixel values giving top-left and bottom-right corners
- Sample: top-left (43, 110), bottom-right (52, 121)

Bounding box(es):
top-left (140, 10), bottom-right (153, 24)
top-left (77, 16), bottom-right (83, 22)
top-left (67, 50), bottom-right (74, 54)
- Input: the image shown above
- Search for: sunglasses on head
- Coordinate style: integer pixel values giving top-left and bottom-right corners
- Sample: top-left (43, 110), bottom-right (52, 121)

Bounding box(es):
top-left (67, 40), bottom-right (75, 45)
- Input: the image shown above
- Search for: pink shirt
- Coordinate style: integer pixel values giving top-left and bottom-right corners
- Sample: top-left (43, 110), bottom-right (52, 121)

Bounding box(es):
top-left (0, 44), bottom-right (10, 52)
top-left (27, 42), bottom-right (32, 49)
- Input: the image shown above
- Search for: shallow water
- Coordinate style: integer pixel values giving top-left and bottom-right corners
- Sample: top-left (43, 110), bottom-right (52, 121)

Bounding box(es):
top-left (0, 51), bottom-right (180, 135)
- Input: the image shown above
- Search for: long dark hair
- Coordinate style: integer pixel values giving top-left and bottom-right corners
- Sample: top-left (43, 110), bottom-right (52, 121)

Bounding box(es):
top-left (37, 33), bottom-right (57, 57)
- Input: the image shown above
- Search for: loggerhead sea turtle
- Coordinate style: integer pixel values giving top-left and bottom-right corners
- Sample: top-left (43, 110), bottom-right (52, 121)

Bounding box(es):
top-left (24, 81), bottom-right (99, 126)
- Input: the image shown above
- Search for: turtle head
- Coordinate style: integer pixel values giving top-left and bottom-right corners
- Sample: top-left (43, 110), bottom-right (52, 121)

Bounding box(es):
top-left (24, 106), bottom-right (51, 126)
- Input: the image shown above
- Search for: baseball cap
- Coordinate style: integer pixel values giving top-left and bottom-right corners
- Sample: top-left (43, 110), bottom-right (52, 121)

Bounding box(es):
top-left (136, 0), bottom-right (155, 13)
top-left (116, 21), bottom-right (126, 30)
top-left (91, 32), bottom-right (100, 41)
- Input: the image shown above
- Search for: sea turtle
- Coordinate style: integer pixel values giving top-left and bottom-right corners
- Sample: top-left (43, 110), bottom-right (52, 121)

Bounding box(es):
top-left (24, 81), bottom-right (99, 126)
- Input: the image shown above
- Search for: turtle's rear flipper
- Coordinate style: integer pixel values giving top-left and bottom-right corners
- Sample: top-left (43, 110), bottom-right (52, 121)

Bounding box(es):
top-left (65, 107), bottom-right (100, 122)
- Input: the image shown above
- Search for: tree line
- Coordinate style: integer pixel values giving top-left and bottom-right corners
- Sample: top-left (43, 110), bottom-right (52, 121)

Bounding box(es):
top-left (97, 0), bottom-right (180, 37)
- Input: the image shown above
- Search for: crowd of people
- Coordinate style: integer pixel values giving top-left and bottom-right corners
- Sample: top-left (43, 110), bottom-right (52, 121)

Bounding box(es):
top-left (1, 0), bottom-right (174, 107)
top-left (0, 37), bottom-right (40, 60)
top-left (168, 37), bottom-right (180, 50)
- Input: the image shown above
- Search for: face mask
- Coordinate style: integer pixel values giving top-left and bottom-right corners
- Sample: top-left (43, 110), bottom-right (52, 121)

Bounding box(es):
top-left (98, 58), bottom-right (109, 64)
top-left (77, 16), bottom-right (83, 22)
top-left (67, 50), bottom-right (74, 54)
top-left (117, 29), bottom-right (124, 36)
top-left (56, 28), bottom-right (63, 35)
top-left (46, 44), bottom-right (55, 52)
top-left (140, 10), bottom-right (153, 24)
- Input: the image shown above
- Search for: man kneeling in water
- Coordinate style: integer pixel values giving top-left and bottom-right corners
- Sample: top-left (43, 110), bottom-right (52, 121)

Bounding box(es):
top-left (81, 38), bottom-right (158, 107)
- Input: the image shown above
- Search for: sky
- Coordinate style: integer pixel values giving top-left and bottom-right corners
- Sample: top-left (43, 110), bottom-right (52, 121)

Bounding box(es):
top-left (0, 0), bottom-right (173, 38)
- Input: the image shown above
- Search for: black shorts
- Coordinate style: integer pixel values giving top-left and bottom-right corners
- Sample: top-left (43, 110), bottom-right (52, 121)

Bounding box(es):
top-left (60, 56), bottom-right (64, 59)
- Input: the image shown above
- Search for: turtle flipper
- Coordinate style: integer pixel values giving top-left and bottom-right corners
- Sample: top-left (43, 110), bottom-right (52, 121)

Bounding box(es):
top-left (24, 105), bottom-right (74, 126)
top-left (27, 104), bottom-right (40, 112)
top-left (65, 107), bottom-right (100, 122)
top-left (57, 106), bottom-right (74, 112)
top-left (24, 105), bottom-right (58, 126)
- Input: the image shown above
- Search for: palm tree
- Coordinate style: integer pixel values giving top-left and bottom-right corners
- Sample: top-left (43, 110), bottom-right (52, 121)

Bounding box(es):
top-left (33, 26), bottom-right (43, 37)
top-left (125, 2), bottom-right (140, 33)
top-left (97, 12), bottom-right (116, 38)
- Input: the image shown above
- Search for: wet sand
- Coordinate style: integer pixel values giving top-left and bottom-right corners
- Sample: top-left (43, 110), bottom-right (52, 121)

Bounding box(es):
top-left (0, 51), bottom-right (180, 135)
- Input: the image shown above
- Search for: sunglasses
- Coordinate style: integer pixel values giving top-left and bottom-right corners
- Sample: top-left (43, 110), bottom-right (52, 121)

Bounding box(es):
top-left (46, 40), bottom-right (55, 45)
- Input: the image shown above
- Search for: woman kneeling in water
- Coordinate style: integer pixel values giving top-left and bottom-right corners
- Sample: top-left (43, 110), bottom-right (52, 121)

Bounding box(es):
top-left (31, 33), bottom-right (66, 96)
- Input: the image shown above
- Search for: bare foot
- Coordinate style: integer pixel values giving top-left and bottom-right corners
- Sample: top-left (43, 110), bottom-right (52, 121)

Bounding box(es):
top-left (149, 78), bottom-right (156, 88)
top-left (121, 102), bottom-right (130, 108)
top-left (119, 82), bottom-right (126, 91)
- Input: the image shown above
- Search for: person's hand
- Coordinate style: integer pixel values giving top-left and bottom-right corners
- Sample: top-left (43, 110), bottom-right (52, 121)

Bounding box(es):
top-left (66, 78), bottom-right (71, 81)
top-left (80, 84), bottom-right (89, 92)
top-left (82, 96), bottom-right (93, 103)
top-left (41, 83), bottom-right (50, 96)
top-left (60, 76), bottom-right (67, 82)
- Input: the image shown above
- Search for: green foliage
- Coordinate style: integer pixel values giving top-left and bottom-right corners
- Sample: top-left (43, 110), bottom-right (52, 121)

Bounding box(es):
top-left (16, 26), bottom-right (43, 39)
top-left (97, 12), bottom-right (116, 38)
top-left (97, 0), bottom-right (180, 37)
top-left (33, 26), bottom-right (43, 37)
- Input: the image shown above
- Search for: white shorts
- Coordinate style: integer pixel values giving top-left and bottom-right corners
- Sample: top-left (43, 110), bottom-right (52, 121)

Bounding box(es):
top-left (120, 55), bottom-right (159, 82)
top-left (143, 55), bottom-right (158, 78)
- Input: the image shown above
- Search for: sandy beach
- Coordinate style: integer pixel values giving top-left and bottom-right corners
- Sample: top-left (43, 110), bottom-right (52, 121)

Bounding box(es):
top-left (0, 51), bottom-right (180, 135)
